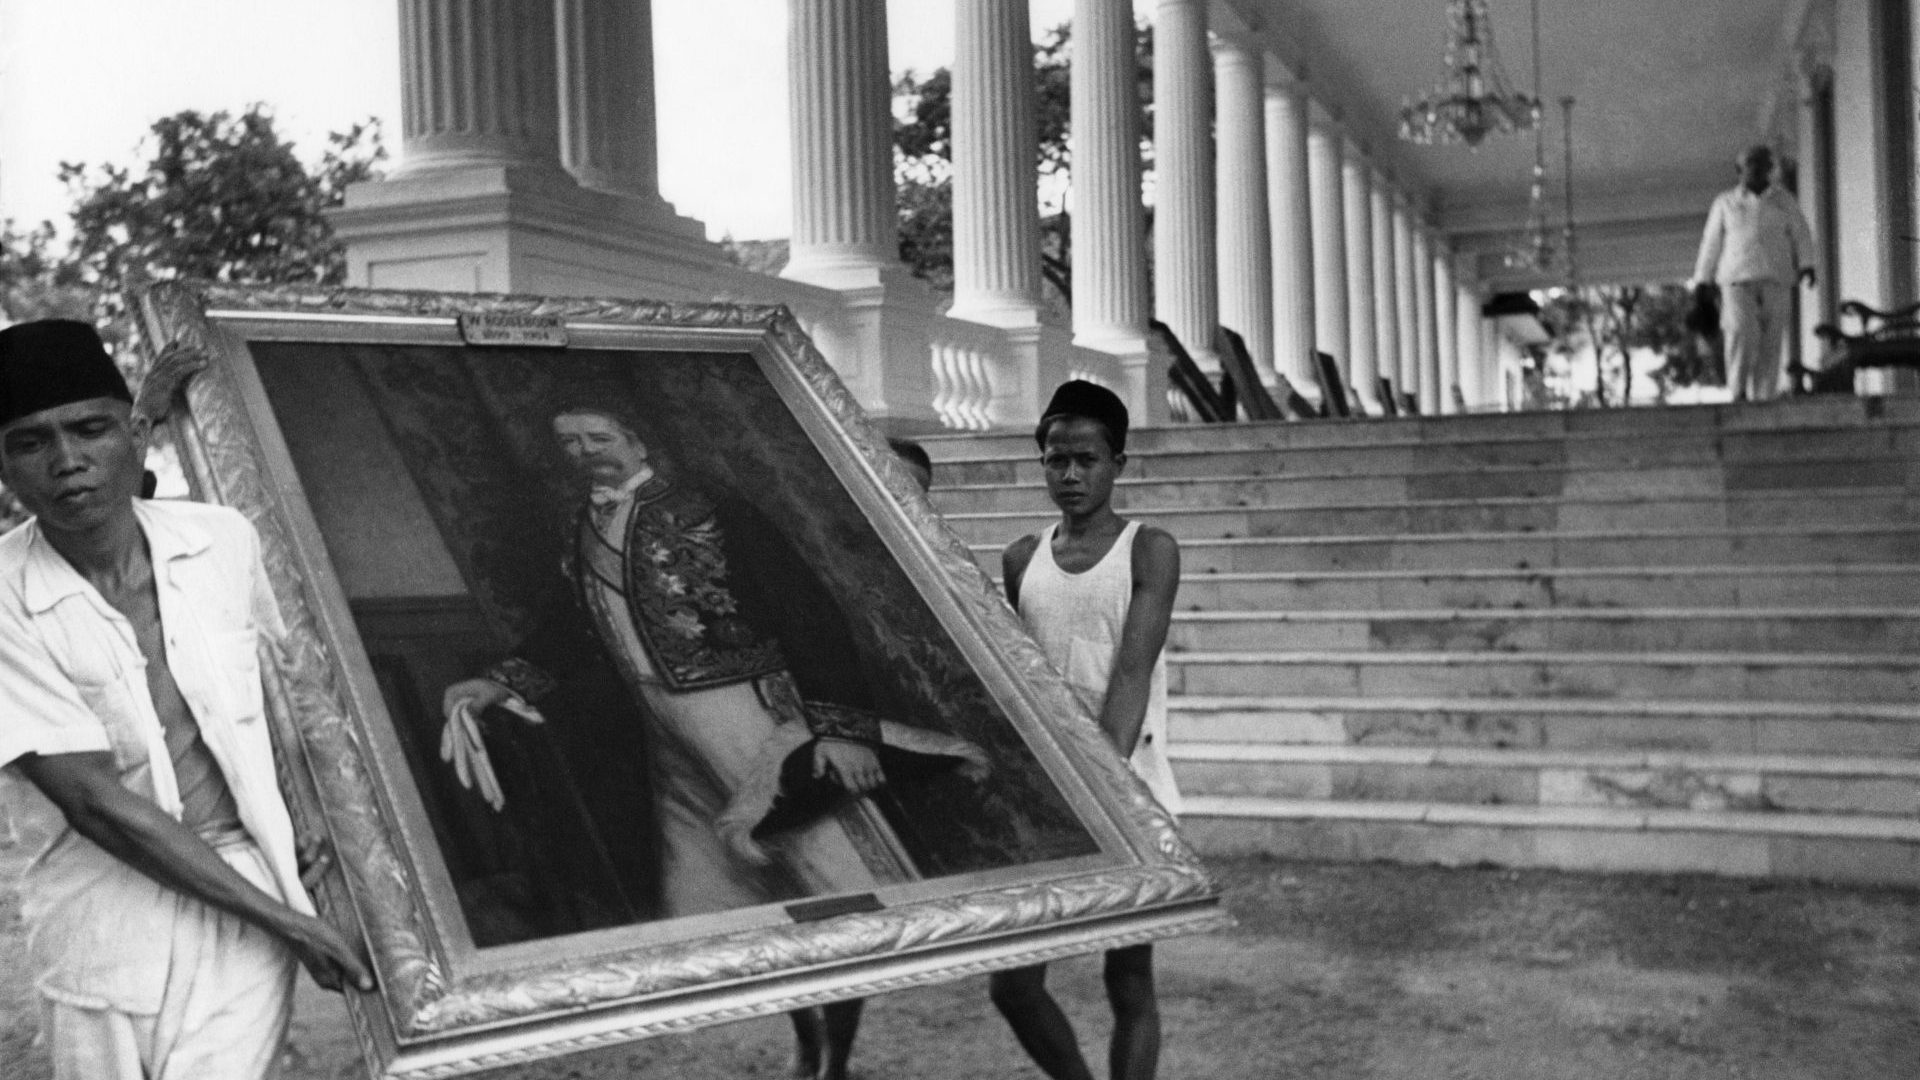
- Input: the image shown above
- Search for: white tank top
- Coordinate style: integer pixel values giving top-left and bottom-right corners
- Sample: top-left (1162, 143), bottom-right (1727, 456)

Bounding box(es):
top-left (1017, 521), bottom-right (1182, 814)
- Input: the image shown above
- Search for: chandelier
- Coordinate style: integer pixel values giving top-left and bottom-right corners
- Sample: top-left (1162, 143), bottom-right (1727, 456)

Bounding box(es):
top-left (1400, 0), bottom-right (1539, 148)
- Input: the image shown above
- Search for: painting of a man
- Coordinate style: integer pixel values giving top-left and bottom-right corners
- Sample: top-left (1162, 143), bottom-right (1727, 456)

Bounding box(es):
top-left (437, 401), bottom-right (986, 910)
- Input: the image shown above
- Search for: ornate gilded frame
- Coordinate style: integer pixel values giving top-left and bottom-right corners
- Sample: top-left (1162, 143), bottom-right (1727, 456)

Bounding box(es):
top-left (131, 281), bottom-right (1228, 1078)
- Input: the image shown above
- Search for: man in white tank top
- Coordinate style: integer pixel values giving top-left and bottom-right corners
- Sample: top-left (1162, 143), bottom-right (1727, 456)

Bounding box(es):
top-left (991, 380), bottom-right (1182, 1080)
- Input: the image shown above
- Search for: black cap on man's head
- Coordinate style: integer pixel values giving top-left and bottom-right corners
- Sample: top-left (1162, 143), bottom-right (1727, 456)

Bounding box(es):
top-left (1035, 379), bottom-right (1128, 455)
top-left (0, 320), bottom-right (131, 428)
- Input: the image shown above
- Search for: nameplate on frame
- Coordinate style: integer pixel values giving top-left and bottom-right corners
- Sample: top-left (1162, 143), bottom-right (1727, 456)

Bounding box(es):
top-left (458, 313), bottom-right (569, 348)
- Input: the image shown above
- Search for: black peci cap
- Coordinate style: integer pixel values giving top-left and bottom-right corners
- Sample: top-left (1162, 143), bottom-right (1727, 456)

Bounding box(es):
top-left (1034, 379), bottom-right (1128, 454)
top-left (0, 320), bottom-right (131, 428)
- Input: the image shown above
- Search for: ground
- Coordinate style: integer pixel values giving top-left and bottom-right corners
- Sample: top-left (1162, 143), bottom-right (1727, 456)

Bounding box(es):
top-left (4, 820), bottom-right (1918, 1079)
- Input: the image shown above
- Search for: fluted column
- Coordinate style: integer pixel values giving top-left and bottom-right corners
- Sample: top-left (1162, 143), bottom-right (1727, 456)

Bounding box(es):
top-left (1456, 276), bottom-right (1483, 409)
top-left (1342, 142), bottom-right (1379, 412)
top-left (1266, 80), bottom-right (1316, 392)
top-left (556, 0), bottom-right (659, 199)
top-left (1214, 37), bottom-right (1273, 381)
top-left (1413, 222), bottom-right (1440, 415)
top-left (1392, 194), bottom-right (1421, 406)
top-left (397, 0), bottom-right (564, 172)
top-left (1151, 0), bottom-right (1216, 364)
top-left (784, 0), bottom-right (898, 286)
top-left (951, 0), bottom-right (1042, 326)
top-left (1307, 120), bottom-right (1350, 386)
top-left (1434, 241), bottom-right (1460, 414)
top-left (1071, 0), bottom-right (1151, 357)
top-left (1370, 169), bottom-right (1401, 406)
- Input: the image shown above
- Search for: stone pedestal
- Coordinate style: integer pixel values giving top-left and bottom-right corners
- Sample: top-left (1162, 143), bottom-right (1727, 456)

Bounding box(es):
top-left (339, 0), bottom-right (722, 298)
top-left (1266, 81), bottom-right (1317, 394)
top-left (1215, 38), bottom-right (1274, 382)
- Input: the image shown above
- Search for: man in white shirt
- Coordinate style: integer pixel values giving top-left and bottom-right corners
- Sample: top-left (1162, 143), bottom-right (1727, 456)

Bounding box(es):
top-left (1691, 144), bottom-right (1818, 401)
top-left (0, 319), bottom-right (371, 1079)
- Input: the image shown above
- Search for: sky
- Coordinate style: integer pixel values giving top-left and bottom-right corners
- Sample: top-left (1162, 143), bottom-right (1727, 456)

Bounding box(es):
top-left (0, 0), bottom-right (1118, 243)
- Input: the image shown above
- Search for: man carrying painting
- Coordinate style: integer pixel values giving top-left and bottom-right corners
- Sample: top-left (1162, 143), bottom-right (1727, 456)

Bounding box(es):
top-left (0, 319), bottom-right (371, 1079)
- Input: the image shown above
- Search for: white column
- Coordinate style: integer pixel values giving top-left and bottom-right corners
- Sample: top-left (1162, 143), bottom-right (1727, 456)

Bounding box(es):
top-left (1266, 80), bottom-right (1316, 392)
top-left (396, 0), bottom-right (564, 173)
top-left (1481, 316), bottom-right (1503, 412)
top-left (1071, 0), bottom-right (1151, 367)
top-left (1393, 194), bottom-right (1420, 409)
top-left (1456, 277), bottom-right (1482, 409)
top-left (1434, 241), bottom-right (1460, 414)
top-left (1308, 120), bottom-right (1350, 388)
top-left (951, 0), bottom-right (1042, 327)
top-left (1342, 143), bottom-right (1379, 413)
top-left (1215, 37), bottom-right (1274, 381)
top-left (1413, 223), bottom-right (1440, 415)
top-left (556, 0), bottom-right (660, 200)
top-left (1152, 0), bottom-right (1217, 365)
top-left (784, 0), bottom-right (898, 287)
top-left (1370, 169), bottom-right (1401, 407)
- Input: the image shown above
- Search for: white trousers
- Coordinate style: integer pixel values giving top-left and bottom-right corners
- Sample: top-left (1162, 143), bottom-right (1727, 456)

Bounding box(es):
top-left (1721, 280), bottom-right (1792, 401)
top-left (40, 843), bottom-right (297, 1080)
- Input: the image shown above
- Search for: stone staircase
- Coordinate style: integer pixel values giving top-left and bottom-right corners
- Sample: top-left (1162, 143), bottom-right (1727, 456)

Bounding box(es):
top-left (920, 396), bottom-right (1920, 887)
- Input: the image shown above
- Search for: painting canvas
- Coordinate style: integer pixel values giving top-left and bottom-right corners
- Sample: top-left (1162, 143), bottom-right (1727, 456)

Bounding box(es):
top-left (131, 281), bottom-right (1228, 1078)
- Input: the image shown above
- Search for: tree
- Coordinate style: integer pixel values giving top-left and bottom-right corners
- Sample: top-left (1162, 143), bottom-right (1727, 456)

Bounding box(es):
top-left (1538, 282), bottom-right (1696, 405)
top-left (0, 106), bottom-right (385, 530)
top-left (892, 19), bottom-right (1153, 304)
top-left (50, 106), bottom-right (386, 352)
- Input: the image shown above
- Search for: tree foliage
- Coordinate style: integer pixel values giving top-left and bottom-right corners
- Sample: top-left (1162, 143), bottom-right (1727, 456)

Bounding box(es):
top-left (2, 105), bottom-right (386, 362)
top-left (1538, 282), bottom-right (1698, 405)
top-left (0, 106), bottom-right (385, 529)
top-left (892, 20), bottom-right (1153, 305)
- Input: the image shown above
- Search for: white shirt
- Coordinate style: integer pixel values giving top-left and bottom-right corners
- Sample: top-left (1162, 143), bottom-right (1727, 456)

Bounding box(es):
top-left (0, 499), bottom-right (312, 1012)
top-left (1692, 183), bottom-right (1817, 287)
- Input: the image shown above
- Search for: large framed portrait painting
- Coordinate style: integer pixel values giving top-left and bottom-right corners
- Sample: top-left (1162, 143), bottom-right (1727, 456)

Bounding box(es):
top-left (130, 282), bottom-right (1228, 1078)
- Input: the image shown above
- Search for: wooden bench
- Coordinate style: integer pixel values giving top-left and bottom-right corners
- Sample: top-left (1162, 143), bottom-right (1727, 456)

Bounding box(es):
top-left (1796, 299), bottom-right (1920, 394)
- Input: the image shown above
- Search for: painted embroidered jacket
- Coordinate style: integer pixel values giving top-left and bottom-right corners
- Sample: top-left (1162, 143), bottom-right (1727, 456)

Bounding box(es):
top-left (486, 476), bottom-right (880, 743)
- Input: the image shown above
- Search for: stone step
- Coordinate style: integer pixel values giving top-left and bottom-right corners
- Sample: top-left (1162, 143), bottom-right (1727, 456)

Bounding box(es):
top-left (1168, 694), bottom-right (1920, 757)
top-left (1166, 650), bottom-right (1920, 703)
top-left (1166, 565), bottom-right (1920, 610)
top-left (1176, 798), bottom-right (1920, 885)
top-left (1165, 607), bottom-right (1920, 653)
top-left (1168, 743), bottom-right (1920, 816)
top-left (932, 444), bottom-right (1920, 490)
top-left (920, 396), bottom-right (1920, 460)
top-left (966, 524), bottom-right (1920, 574)
top-left (935, 488), bottom-right (1917, 543)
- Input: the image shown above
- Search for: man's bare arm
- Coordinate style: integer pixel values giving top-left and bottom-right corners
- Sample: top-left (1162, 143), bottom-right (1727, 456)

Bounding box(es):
top-left (16, 750), bottom-right (374, 993)
top-left (1095, 528), bottom-right (1181, 755)
top-left (1002, 533), bottom-right (1041, 609)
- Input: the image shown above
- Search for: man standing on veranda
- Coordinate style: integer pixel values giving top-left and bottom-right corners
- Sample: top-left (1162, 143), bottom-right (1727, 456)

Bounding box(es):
top-left (1691, 144), bottom-right (1818, 401)
top-left (0, 319), bottom-right (371, 1079)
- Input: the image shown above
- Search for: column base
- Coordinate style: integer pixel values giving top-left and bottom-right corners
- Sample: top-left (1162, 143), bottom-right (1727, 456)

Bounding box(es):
top-left (792, 264), bottom-right (945, 432)
top-left (332, 164), bottom-right (731, 298)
